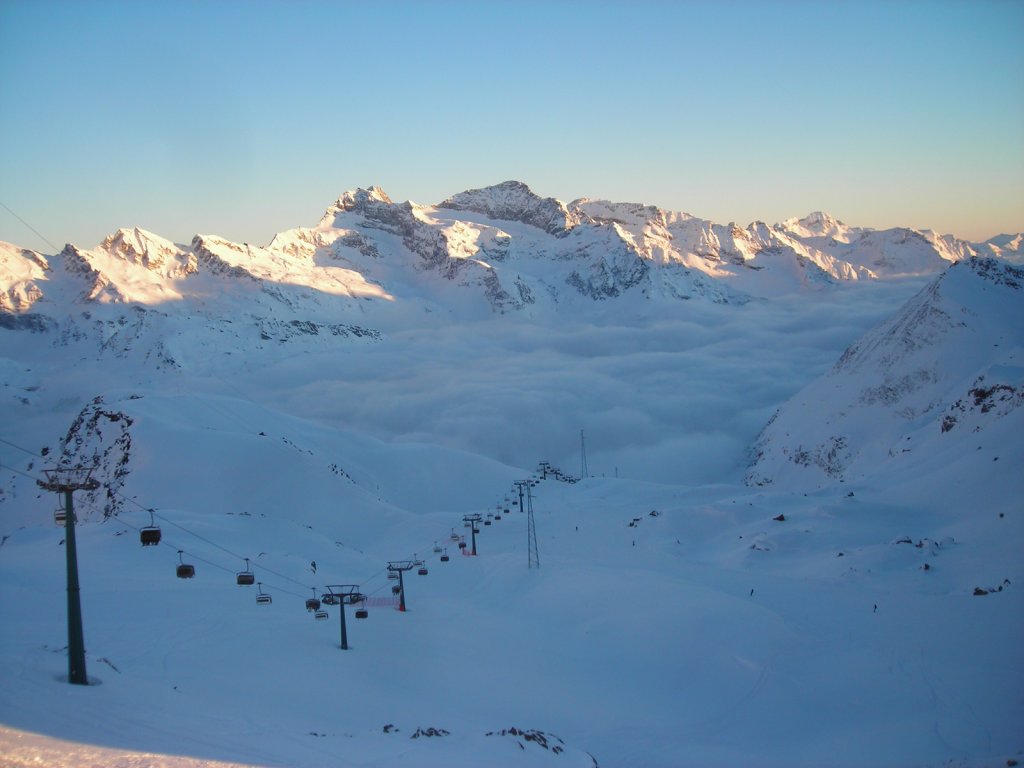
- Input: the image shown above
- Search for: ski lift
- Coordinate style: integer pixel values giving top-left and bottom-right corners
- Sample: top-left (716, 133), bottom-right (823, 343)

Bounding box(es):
top-left (237, 558), bottom-right (255, 586)
top-left (256, 582), bottom-right (272, 605)
top-left (321, 591), bottom-right (339, 606)
top-left (440, 549), bottom-right (450, 563)
top-left (388, 571), bottom-right (399, 580)
top-left (314, 609), bottom-right (328, 621)
top-left (417, 566), bottom-right (428, 576)
top-left (484, 520), bottom-right (491, 526)
top-left (355, 606), bottom-right (368, 620)
top-left (449, 530), bottom-right (460, 542)
top-left (176, 550), bottom-right (195, 579)
top-left (54, 507), bottom-right (67, 526)
top-left (306, 588), bottom-right (321, 612)
top-left (512, 500), bottom-right (519, 506)
top-left (494, 514), bottom-right (501, 520)
top-left (463, 521), bottom-right (471, 528)
top-left (391, 584), bottom-right (402, 595)
top-left (458, 541), bottom-right (467, 550)
top-left (432, 541), bottom-right (442, 553)
top-left (140, 510), bottom-right (162, 546)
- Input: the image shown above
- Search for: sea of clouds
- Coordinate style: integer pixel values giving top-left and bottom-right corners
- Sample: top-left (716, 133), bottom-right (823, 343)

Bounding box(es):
top-left (237, 278), bottom-right (930, 486)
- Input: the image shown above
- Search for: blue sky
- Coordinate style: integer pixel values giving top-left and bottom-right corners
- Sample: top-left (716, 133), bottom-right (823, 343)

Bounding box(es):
top-left (1, 0), bottom-right (1021, 251)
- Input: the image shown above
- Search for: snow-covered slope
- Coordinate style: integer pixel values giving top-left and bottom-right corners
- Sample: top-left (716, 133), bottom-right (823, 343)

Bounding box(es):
top-left (2, 399), bottom-right (1021, 767)
top-left (2, 184), bottom-right (1022, 768)
top-left (747, 257), bottom-right (1024, 488)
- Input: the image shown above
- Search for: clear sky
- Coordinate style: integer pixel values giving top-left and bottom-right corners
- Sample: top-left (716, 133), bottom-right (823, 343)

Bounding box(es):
top-left (1, 0), bottom-right (1022, 252)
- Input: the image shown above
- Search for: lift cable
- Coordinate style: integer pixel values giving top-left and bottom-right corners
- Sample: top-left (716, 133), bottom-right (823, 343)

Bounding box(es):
top-left (0, 435), bottom-right (45, 458)
top-left (3, 436), bottom-right (478, 602)
top-left (109, 489), bottom-right (317, 593)
top-left (108, 510), bottom-right (308, 600)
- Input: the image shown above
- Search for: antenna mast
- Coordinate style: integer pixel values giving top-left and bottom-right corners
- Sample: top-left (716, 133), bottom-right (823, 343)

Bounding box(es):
top-left (527, 481), bottom-right (540, 569)
top-left (580, 429), bottom-right (588, 479)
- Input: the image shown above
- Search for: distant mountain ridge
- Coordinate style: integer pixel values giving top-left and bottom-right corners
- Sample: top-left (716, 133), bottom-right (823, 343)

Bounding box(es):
top-left (2, 181), bottom-right (1021, 331)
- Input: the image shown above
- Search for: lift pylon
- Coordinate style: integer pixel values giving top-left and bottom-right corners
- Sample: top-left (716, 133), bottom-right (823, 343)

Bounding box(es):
top-left (386, 562), bottom-right (420, 612)
top-left (37, 466), bottom-right (99, 686)
top-left (323, 584), bottom-right (365, 649)
top-left (462, 514), bottom-right (482, 556)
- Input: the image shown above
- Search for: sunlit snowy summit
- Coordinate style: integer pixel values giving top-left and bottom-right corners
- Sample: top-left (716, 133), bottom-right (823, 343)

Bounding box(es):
top-left (3, 181), bottom-right (1018, 328)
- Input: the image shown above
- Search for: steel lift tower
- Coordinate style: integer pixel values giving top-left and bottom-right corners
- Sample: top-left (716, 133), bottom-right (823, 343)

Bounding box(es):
top-left (526, 480), bottom-right (540, 569)
top-left (462, 513), bottom-right (482, 556)
top-left (38, 467), bottom-right (99, 685)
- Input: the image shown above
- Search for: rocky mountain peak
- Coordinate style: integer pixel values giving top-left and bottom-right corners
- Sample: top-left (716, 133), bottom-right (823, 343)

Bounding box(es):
top-left (437, 180), bottom-right (579, 236)
top-left (324, 187), bottom-right (394, 218)
top-left (99, 227), bottom-right (183, 269)
top-left (783, 211), bottom-right (850, 239)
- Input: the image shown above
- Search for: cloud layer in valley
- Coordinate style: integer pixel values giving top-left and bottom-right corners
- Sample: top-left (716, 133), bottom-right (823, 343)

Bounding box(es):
top-left (232, 279), bottom-right (929, 486)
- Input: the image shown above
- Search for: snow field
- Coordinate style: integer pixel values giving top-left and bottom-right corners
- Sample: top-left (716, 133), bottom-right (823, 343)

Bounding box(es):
top-left (2, 254), bottom-right (1021, 766)
top-left (2, 398), bottom-right (1022, 766)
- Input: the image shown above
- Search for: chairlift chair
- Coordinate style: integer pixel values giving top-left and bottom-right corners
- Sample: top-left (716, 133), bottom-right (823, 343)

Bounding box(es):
top-left (321, 592), bottom-right (339, 606)
top-left (354, 607), bottom-right (368, 620)
top-left (432, 541), bottom-right (442, 553)
top-left (54, 508), bottom-right (67, 526)
top-left (418, 566), bottom-right (428, 576)
top-left (484, 520), bottom-right (491, 526)
top-left (255, 582), bottom-right (272, 605)
top-left (306, 588), bottom-right (321, 612)
top-left (176, 550), bottom-right (195, 579)
top-left (388, 571), bottom-right (399, 580)
top-left (140, 510), bottom-right (162, 546)
top-left (237, 557), bottom-right (255, 586)
top-left (314, 609), bottom-right (329, 621)
top-left (392, 584), bottom-right (402, 595)
top-left (458, 541), bottom-right (467, 550)
top-left (440, 548), bottom-right (450, 562)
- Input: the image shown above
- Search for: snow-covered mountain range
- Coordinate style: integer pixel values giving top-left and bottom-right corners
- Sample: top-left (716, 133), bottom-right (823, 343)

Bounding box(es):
top-left (4, 181), bottom-right (1021, 326)
top-left (1, 183), bottom-right (1022, 768)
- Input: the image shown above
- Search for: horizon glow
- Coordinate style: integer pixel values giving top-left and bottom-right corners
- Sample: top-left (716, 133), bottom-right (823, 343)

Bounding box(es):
top-left (0, 0), bottom-right (1021, 252)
